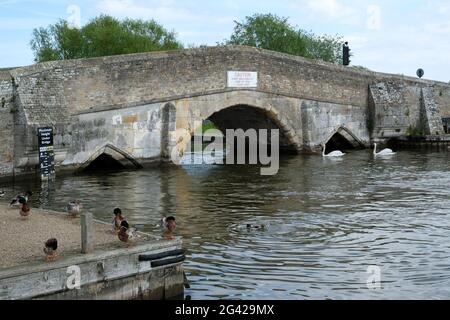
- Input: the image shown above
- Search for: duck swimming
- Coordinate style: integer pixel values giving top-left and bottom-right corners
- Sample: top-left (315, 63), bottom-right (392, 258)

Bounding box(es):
top-left (246, 224), bottom-right (266, 230)
top-left (0, 190), bottom-right (5, 197)
top-left (160, 216), bottom-right (177, 232)
top-left (44, 238), bottom-right (58, 262)
top-left (10, 191), bottom-right (32, 207)
top-left (67, 201), bottom-right (82, 217)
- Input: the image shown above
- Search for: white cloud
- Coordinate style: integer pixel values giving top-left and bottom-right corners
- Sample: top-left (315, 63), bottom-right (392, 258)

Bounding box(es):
top-left (351, 23), bottom-right (450, 82)
top-left (425, 22), bottom-right (450, 34)
top-left (344, 35), bottom-right (368, 47)
top-left (306, 0), bottom-right (348, 18)
top-left (366, 4), bottom-right (381, 30)
top-left (95, 0), bottom-right (203, 23)
top-left (437, 3), bottom-right (450, 14)
top-left (0, 17), bottom-right (54, 29)
top-left (294, 0), bottom-right (360, 24)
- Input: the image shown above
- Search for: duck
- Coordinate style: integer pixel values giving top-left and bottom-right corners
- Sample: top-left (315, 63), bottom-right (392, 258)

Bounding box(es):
top-left (43, 238), bottom-right (58, 262)
top-left (322, 144), bottom-right (345, 157)
top-left (160, 216), bottom-right (177, 231)
top-left (373, 143), bottom-right (396, 156)
top-left (67, 200), bottom-right (82, 217)
top-left (118, 220), bottom-right (136, 246)
top-left (19, 201), bottom-right (31, 219)
top-left (20, 203), bottom-right (31, 217)
top-left (10, 191), bottom-right (33, 207)
top-left (112, 207), bottom-right (125, 232)
top-left (0, 190), bottom-right (5, 197)
top-left (246, 223), bottom-right (266, 230)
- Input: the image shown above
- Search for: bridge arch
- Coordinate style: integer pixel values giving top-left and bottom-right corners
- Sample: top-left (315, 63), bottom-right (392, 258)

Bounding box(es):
top-left (76, 143), bottom-right (143, 173)
top-left (322, 126), bottom-right (365, 152)
top-left (172, 99), bottom-right (302, 161)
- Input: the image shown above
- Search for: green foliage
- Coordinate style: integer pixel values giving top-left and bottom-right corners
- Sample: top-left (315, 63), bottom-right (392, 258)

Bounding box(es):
top-left (225, 13), bottom-right (345, 64)
top-left (202, 120), bottom-right (218, 133)
top-left (406, 125), bottom-right (424, 136)
top-left (30, 15), bottom-right (183, 62)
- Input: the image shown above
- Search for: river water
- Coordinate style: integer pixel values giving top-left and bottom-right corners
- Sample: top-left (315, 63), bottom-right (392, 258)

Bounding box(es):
top-left (2, 149), bottom-right (450, 299)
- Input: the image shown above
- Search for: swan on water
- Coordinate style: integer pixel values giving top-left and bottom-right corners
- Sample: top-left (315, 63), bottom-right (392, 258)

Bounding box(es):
top-left (322, 144), bottom-right (345, 157)
top-left (373, 143), bottom-right (396, 156)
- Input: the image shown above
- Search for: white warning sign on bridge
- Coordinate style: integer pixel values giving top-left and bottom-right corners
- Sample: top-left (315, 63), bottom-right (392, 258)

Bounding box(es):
top-left (227, 71), bottom-right (258, 88)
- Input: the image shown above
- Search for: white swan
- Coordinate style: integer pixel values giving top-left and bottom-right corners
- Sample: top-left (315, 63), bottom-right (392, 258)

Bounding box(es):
top-left (322, 144), bottom-right (345, 157)
top-left (373, 143), bottom-right (396, 156)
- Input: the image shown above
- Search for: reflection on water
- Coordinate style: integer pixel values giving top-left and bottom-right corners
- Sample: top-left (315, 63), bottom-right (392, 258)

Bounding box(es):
top-left (2, 149), bottom-right (450, 299)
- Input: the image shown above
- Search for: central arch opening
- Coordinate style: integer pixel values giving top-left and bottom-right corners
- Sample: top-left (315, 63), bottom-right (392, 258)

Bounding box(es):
top-left (184, 105), bottom-right (298, 164)
top-left (207, 105), bottom-right (296, 152)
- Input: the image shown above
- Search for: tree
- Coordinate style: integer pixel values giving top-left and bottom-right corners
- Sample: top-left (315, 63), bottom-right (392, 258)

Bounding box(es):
top-left (226, 13), bottom-right (345, 64)
top-left (30, 15), bottom-right (183, 62)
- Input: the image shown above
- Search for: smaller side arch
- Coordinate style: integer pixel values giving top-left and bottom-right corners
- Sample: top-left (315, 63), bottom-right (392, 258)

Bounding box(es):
top-left (76, 143), bottom-right (143, 173)
top-left (322, 126), bottom-right (365, 149)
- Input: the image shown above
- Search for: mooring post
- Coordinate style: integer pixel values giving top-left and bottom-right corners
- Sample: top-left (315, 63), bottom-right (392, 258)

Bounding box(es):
top-left (81, 212), bottom-right (94, 254)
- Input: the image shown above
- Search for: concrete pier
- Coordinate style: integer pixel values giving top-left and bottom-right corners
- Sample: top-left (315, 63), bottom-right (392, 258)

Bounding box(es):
top-left (0, 204), bottom-right (185, 300)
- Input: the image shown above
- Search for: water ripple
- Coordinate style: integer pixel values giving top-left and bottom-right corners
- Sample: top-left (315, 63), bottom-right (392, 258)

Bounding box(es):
top-left (3, 149), bottom-right (450, 299)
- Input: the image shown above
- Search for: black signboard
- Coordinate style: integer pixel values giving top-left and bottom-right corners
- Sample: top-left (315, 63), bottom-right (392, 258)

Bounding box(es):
top-left (38, 127), bottom-right (55, 178)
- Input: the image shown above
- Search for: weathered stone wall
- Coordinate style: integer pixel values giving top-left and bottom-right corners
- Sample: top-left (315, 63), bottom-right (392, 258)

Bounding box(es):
top-left (9, 46), bottom-right (375, 120)
top-left (436, 84), bottom-right (450, 118)
top-left (1, 46), bottom-right (449, 177)
top-left (0, 70), bottom-right (15, 178)
top-left (63, 102), bottom-right (164, 169)
top-left (369, 79), bottom-right (450, 140)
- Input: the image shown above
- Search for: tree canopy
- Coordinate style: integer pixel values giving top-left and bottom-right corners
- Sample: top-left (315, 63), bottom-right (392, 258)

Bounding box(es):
top-left (30, 15), bottom-right (183, 62)
top-left (30, 13), bottom-right (349, 65)
top-left (225, 13), bottom-right (345, 64)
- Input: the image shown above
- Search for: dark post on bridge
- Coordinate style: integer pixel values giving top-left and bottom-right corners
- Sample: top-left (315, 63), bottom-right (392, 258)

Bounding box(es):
top-left (343, 42), bottom-right (350, 66)
top-left (38, 127), bottom-right (55, 179)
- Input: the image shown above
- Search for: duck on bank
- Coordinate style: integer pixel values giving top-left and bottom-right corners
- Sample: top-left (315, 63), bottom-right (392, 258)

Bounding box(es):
top-left (10, 191), bottom-right (32, 207)
top-left (67, 201), bottom-right (82, 217)
top-left (43, 238), bottom-right (58, 262)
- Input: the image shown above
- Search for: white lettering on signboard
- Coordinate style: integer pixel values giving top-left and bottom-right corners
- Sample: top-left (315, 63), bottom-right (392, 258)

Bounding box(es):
top-left (112, 115), bottom-right (122, 125)
top-left (227, 71), bottom-right (258, 88)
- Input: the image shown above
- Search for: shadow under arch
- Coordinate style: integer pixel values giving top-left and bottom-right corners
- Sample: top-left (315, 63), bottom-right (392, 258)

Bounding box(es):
top-left (180, 104), bottom-right (301, 155)
top-left (76, 143), bottom-right (143, 173)
top-left (323, 126), bottom-right (365, 152)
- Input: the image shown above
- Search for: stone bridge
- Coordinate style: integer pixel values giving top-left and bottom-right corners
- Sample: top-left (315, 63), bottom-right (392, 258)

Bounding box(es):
top-left (0, 45), bottom-right (449, 178)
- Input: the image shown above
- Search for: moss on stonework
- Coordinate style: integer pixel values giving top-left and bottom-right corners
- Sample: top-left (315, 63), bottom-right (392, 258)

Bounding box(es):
top-left (406, 125), bottom-right (424, 136)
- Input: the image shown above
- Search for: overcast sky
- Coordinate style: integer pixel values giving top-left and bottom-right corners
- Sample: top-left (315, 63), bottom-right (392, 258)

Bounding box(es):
top-left (0, 0), bottom-right (449, 82)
